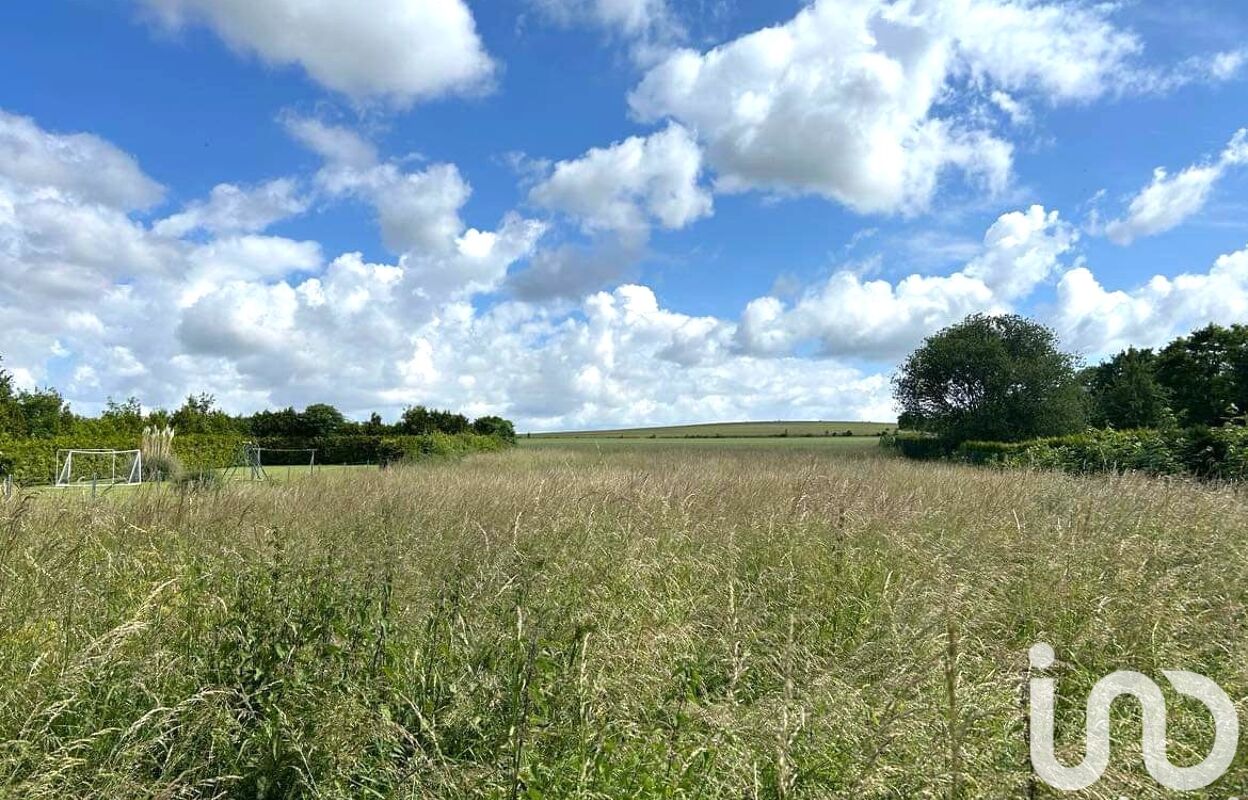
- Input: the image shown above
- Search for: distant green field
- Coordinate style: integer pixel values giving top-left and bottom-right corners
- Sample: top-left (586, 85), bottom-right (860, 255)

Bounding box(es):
top-left (526, 420), bottom-right (895, 439)
top-left (520, 436), bottom-right (881, 451)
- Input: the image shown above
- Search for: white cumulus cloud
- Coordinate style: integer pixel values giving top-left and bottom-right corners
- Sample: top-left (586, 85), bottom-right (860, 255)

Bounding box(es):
top-left (1103, 128), bottom-right (1248, 245)
top-left (0, 110), bottom-right (164, 210)
top-left (154, 178), bottom-right (309, 237)
top-left (530, 123), bottom-right (712, 235)
top-left (627, 0), bottom-right (1172, 214)
top-left (1054, 247), bottom-right (1248, 357)
top-left (139, 0), bottom-right (496, 104)
top-left (735, 206), bottom-right (1075, 360)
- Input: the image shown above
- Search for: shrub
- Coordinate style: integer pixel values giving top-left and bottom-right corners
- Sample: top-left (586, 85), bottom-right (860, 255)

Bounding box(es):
top-left (880, 432), bottom-right (952, 461)
top-left (888, 425), bottom-right (1248, 482)
top-left (1003, 429), bottom-right (1186, 476)
top-left (471, 415), bottom-right (517, 443)
top-left (955, 440), bottom-right (1027, 465)
top-left (141, 426), bottom-right (182, 482)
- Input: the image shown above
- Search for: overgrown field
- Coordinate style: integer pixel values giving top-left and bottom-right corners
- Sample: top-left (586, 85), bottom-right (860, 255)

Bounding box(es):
top-left (2, 444), bottom-right (1247, 798)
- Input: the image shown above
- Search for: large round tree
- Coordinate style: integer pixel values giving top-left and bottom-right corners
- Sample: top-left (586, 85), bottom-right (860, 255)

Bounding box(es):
top-left (893, 314), bottom-right (1086, 443)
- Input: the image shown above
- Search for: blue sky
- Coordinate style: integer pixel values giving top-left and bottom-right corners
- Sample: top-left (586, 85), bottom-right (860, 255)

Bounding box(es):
top-left (2, 0), bottom-right (1248, 429)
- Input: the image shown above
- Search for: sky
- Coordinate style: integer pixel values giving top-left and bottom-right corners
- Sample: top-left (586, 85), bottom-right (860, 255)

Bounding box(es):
top-left (2, 0), bottom-right (1248, 431)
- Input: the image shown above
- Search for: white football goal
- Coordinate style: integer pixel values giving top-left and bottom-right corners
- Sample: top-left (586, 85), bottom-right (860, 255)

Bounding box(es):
top-left (55, 449), bottom-right (143, 487)
top-left (237, 445), bottom-right (317, 481)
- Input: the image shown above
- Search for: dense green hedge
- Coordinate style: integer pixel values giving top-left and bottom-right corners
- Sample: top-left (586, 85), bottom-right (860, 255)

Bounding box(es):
top-left (0, 432), bottom-right (508, 485)
top-left (178, 433), bottom-right (249, 472)
top-left (884, 426), bottom-right (1248, 481)
top-left (879, 432), bottom-right (954, 461)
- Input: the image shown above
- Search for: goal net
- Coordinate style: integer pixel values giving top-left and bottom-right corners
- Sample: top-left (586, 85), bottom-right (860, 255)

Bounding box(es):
top-left (55, 449), bottom-right (143, 487)
top-left (240, 446), bottom-right (317, 481)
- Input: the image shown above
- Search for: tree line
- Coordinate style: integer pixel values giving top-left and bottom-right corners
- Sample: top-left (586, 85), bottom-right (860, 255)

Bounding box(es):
top-left (0, 366), bottom-right (515, 444)
top-left (895, 314), bottom-right (1248, 445)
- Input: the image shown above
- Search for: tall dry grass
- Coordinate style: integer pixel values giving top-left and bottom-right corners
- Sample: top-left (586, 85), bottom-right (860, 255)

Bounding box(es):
top-left (2, 445), bottom-right (1247, 798)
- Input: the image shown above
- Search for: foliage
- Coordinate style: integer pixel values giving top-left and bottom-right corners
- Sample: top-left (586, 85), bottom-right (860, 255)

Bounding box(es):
top-left (0, 434), bottom-right (139, 484)
top-left (101, 397), bottom-right (147, 436)
top-left (1155, 323), bottom-right (1248, 427)
top-left (879, 432), bottom-right (952, 460)
top-left (170, 394), bottom-right (246, 435)
top-left (399, 405), bottom-right (471, 436)
top-left (953, 439), bottom-right (1028, 465)
top-left (892, 427), bottom-right (1248, 482)
top-left (0, 432), bottom-right (509, 485)
top-left (1002, 428), bottom-right (1200, 477)
top-left (249, 405), bottom-right (351, 438)
top-left (893, 314), bottom-right (1086, 444)
top-left (300, 404), bottom-right (346, 437)
top-left (248, 407), bottom-right (305, 438)
top-left (14, 390), bottom-right (74, 438)
top-left (471, 415), bottom-right (517, 443)
top-left (1081, 347), bottom-right (1174, 430)
top-left (176, 433), bottom-right (248, 473)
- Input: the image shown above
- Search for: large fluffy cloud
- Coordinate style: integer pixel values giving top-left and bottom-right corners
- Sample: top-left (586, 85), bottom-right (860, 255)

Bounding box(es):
top-left (530, 124), bottom-right (711, 235)
top-left (138, 0), bottom-right (495, 104)
top-left (0, 110), bottom-right (164, 210)
top-left (627, 0), bottom-right (1169, 214)
top-left (0, 110), bottom-right (904, 425)
top-left (285, 116), bottom-right (477, 254)
top-left (6, 106), bottom-right (1243, 430)
top-left (1054, 247), bottom-right (1248, 357)
top-left (1102, 128), bottom-right (1248, 245)
top-left (735, 206), bottom-right (1075, 359)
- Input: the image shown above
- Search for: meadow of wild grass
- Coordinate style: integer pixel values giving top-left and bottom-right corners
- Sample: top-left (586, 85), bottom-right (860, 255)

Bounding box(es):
top-left (2, 443), bottom-right (1247, 798)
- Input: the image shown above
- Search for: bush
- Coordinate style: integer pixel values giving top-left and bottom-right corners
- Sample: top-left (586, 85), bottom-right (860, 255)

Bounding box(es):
top-left (955, 440), bottom-right (1028, 465)
top-left (142, 451), bottom-right (183, 482)
top-left (879, 432), bottom-right (952, 461)
top-left (890, 426), bottom-right (1248, 482)
top-left (471, 415), bottom-right (517, 443)
top-left (1003, 429), bottom-right (1187, 476)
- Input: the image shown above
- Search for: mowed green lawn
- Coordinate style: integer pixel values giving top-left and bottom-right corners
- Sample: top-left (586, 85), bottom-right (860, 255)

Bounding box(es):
top-left (527, 419), bottom-right (895, 439)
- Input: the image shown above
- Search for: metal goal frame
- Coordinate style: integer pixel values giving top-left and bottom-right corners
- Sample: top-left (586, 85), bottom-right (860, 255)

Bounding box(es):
top-left (54, 449), bottom-right (143, 487)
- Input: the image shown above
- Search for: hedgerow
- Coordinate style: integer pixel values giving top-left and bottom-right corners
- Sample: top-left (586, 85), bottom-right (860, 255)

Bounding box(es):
top-left (885, 426), bottom-right (1248, 482)
top-left (0, 432), bottom-right (510, 485)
